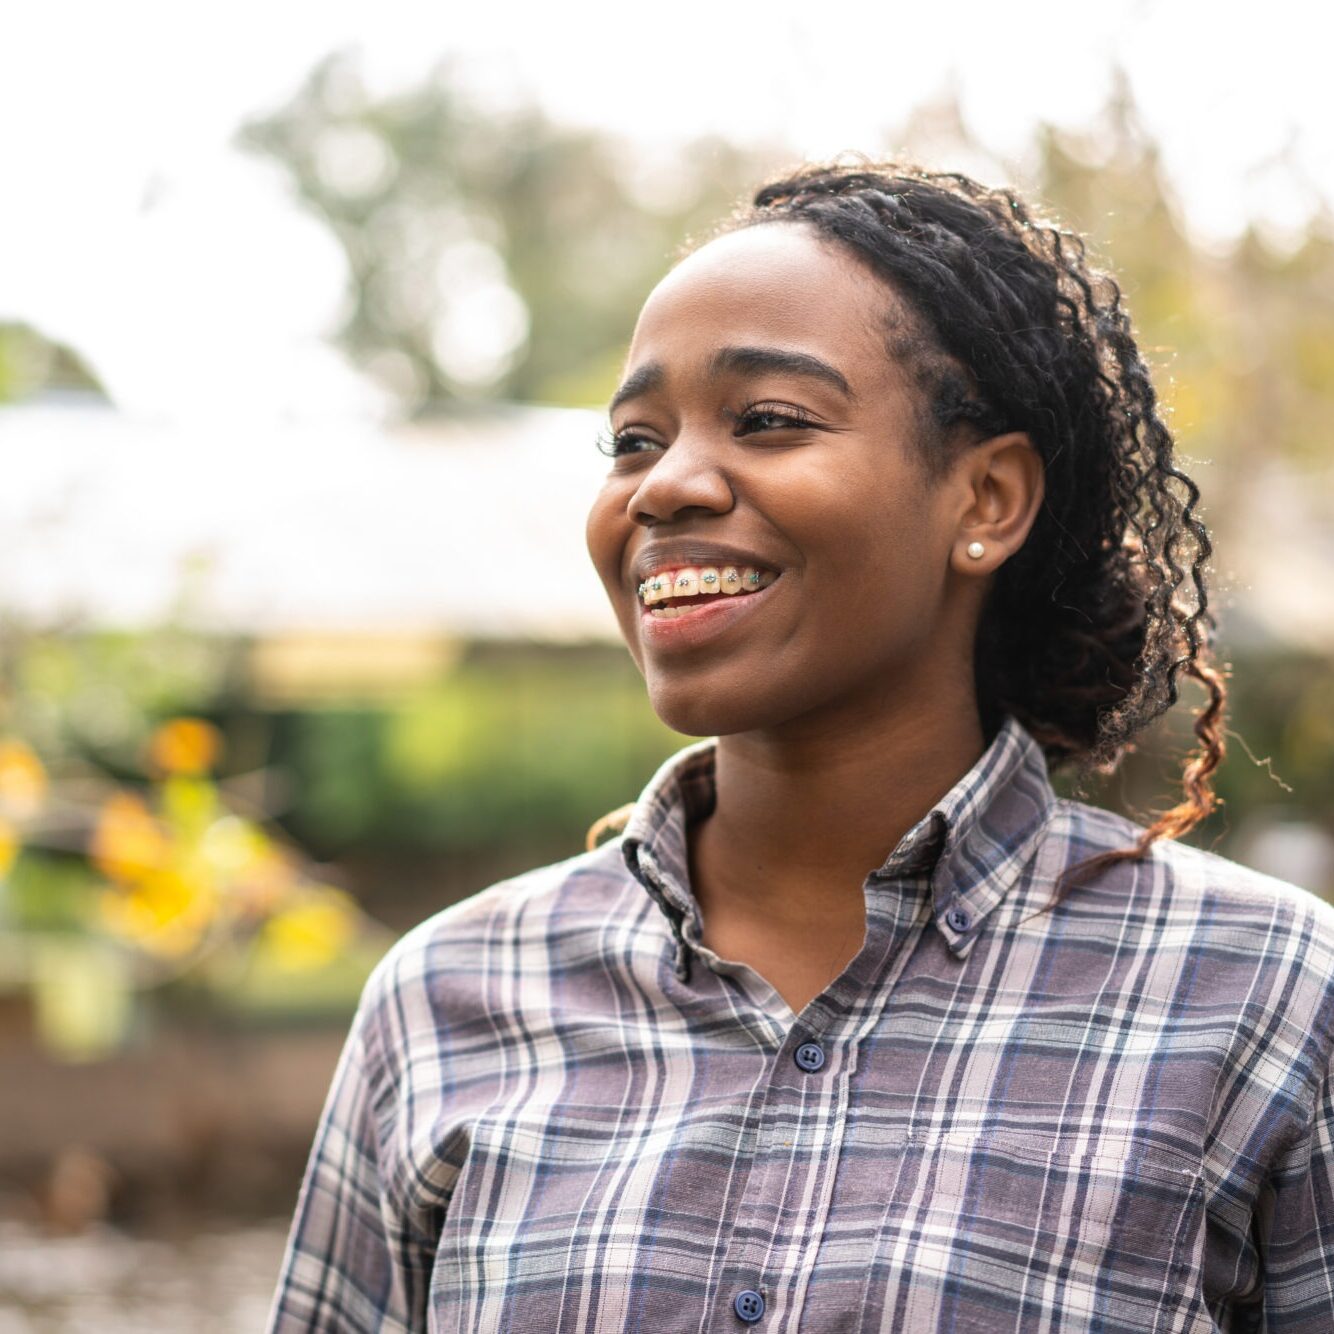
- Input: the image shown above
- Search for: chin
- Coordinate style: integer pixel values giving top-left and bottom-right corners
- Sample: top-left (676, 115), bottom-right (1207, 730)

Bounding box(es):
top-left (646, 675), bottom-right (795, 739)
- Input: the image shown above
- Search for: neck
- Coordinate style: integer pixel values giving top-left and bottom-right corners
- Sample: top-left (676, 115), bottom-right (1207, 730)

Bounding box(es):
top-left (689, 688), bottom-right (988, 931)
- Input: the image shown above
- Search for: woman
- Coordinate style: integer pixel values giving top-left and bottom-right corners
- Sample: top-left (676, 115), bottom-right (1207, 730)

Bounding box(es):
top-left (266, 161), bottom-right (1334, 1332)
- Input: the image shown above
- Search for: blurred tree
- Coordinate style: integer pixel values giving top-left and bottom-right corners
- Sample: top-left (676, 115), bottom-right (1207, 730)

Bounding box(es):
top-left (237, 50), bottom-right (785, 415)
top-left (239, 56), bottom-right (1334, 485)
top-left (881, 79), bottom-right (1334, 662)
top-left (886, 75), bottom-right (1334, 484)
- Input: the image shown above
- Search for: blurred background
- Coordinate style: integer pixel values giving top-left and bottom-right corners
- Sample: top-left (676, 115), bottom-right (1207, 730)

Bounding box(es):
top-left (3, 1), bottom-right (1333, 1328)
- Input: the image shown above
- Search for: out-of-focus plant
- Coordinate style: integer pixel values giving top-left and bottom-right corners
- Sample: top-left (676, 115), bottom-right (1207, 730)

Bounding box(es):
top-left (271, 646), bottom-right (683, 859)
top-left (0, 737), bottom-right (48, 875)
top-left (0, 715), bottom-right (392, 1062)
top-left (0, 320), bottom-right (105, 404)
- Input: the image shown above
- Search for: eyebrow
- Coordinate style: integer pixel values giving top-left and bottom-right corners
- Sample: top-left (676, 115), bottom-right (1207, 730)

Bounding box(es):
top-left (608, 345), bottom-right (856, 415)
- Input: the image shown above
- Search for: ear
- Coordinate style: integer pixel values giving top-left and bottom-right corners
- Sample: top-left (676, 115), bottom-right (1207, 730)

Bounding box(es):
top-left (947, 432), bottom-right (1045, 574)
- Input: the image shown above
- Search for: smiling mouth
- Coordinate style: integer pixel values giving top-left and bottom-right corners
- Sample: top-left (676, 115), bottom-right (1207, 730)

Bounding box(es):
top-left (638, 565), bottom-right (780, 613)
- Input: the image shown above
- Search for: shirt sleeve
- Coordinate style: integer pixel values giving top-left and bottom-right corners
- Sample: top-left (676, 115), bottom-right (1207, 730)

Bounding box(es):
top-left (1259, 1044), bottom-right (1334, 1327)
top-left (265, 974), bottom-right (433, 1333)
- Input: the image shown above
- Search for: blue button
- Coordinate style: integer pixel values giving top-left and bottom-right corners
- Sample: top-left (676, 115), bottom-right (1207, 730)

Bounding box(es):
top-left (733, 1289), bottom-right (765, 1322)
top-left (794, 1041), bottom-right (826, 1072)
top-left (945, 906), bottom-right (971, 932)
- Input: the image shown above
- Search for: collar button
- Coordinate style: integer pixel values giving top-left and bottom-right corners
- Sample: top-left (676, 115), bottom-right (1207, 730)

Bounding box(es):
top-left (945, 905), bottom-right (972, 933)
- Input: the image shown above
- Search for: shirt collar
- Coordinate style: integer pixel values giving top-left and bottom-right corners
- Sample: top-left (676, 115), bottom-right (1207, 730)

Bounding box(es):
top-left (620, 714), bottom-right (1057, 978)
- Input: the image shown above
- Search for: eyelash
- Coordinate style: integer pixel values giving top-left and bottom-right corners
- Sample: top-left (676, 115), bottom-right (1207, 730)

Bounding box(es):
top-left (594, 403), bottom-right (818, 459)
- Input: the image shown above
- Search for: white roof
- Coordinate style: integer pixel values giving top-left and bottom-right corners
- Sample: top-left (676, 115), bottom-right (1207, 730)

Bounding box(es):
top-left (1, 398), bottom-right (623, 640)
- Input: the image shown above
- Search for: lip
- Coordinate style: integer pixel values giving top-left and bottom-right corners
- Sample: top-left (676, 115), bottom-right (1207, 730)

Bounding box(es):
top-left (638, 574), bottom-right (783, 651)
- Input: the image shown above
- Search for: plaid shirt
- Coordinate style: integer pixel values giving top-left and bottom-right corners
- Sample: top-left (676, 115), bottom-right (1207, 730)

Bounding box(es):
top-left (266, 714), bottom-right (1334, 1333)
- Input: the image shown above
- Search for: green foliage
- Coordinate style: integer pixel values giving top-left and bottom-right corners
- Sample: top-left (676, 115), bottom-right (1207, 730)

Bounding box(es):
top-left (1215, 651), bottom-right (1334, 817)
top-left (1, 618), bottom-right (236, 766)
top-left (273, 646), bottom-right (679, 856)
top-left (1, 852), bottom-right (99, 932)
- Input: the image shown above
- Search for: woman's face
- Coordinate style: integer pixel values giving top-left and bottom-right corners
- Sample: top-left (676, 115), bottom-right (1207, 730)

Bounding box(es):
top-left (585, 221), bottom-right (982, 740)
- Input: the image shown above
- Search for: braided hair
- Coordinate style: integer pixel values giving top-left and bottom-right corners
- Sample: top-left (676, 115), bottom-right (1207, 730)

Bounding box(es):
top-left (592, 156), bottom-right (1227, 904)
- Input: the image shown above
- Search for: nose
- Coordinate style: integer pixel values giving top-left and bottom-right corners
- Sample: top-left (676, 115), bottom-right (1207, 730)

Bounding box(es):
top-left (626, 435), bottom-right (734, 527)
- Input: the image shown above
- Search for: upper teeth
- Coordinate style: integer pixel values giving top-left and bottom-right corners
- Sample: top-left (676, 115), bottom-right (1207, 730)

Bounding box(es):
top-left (637, 565), bottom-right (776, 606)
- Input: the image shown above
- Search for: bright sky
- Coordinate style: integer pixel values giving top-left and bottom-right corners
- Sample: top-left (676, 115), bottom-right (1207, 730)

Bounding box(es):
top-left (3, 0), bottom-right (1330, 420)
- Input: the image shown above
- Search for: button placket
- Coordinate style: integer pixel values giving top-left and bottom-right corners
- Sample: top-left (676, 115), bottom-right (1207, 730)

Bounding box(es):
top-left (783, 882), bottom-right (934, 1324)
top-left (713, 1030), bottom-right (836, 1326)
top-left (723, 882), bottom-right (930, 1330)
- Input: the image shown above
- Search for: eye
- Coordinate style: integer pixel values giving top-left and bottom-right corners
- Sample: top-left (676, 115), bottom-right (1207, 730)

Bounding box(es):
top-left (732, 403), bottom-right (818, 436)
top-left (594, 403), bottom-right (819, 459)
top-left (594, 424), bottom-right (661, 459)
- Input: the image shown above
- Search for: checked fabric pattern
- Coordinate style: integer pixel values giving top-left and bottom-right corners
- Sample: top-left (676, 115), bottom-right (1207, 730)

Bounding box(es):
top-left (266, 715), bottom-right (1334, 1332)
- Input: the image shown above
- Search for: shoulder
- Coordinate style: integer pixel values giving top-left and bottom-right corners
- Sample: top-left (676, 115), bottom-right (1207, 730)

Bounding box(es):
top-left (1050, 797), bottom-right (1334, 1037)
top-left (354, 837), bottom-right (639, 1018)
top-left (1054, 796), bottom-right (1332, 922)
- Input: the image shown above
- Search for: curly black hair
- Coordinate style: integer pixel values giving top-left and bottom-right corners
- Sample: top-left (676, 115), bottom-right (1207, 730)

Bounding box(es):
top-left (699, 158), bottom-right (1227, 896)
top-left (589, 155), bottom-right (1227, 905)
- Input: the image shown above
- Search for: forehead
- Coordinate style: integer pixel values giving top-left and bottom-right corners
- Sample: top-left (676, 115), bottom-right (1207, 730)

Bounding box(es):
top-left (625, 223), bottom-right (897, 389)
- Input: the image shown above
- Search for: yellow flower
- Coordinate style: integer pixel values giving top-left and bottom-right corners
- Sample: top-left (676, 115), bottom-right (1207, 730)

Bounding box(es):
top-left (97, 866), bottom-right (218, 957)
top-left (147, 718), bottom-right (223, 777)
top-left (256, 887), bottom-right (360, 970)
top-left (0, 738), bottom-right (48, 818)
top-left (160, 775), bottom-right (219, 841)
top-left (0, 817), bottom-right (18, 878)
top-left (91, 792), bottom-right (168, 885)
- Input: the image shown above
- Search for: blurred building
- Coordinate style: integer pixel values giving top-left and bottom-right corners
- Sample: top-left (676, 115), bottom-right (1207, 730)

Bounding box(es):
top-left (2, 396), bottom-right (623, 699)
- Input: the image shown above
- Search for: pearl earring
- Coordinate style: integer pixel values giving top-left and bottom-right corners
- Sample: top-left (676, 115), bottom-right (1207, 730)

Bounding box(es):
top-left (966, 541), bottom-right (985, 559)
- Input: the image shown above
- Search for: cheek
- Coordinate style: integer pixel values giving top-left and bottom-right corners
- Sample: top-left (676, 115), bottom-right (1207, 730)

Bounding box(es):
top-left (795, 470), bottom-right (940, 589)
top-left (584, 486), bottom-right (626, 584)
top-left (789, 500), bottom-right (948, 668)
top-left (584, 486), bottom-right (645, 660)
